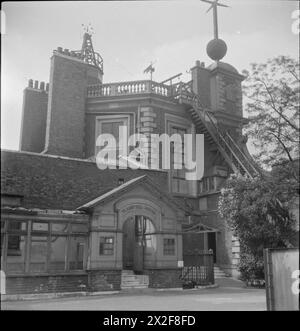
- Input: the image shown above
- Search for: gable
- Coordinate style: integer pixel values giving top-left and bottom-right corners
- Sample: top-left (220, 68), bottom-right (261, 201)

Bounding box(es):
top-left (78, 175), bottom-right (187, 217)
top-left (93, 183), bottom-right (181, 220)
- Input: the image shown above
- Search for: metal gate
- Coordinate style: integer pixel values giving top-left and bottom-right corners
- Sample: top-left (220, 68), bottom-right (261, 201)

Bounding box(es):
top-left (181, 250), bottom-right (214, 286)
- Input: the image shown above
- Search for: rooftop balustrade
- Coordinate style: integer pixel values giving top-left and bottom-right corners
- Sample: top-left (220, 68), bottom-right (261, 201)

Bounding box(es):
top-left (87, 80), bottom-right (181, 98)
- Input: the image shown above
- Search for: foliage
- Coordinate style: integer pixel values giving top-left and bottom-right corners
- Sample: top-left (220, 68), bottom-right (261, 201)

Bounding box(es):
top-left (218, 173), bottom-right (297, 280)
top-left (238, 246), bottom-right (265, 280)
top-left (242, 56), bottom-right (299, 168)
top-left (224, 56), bottom-right (300, 280)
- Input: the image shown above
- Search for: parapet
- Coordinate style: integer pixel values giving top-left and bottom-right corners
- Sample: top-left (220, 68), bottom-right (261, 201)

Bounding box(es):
top-left (54, 46), bottom-right (84, 61)
top-left (53, 46), bottom-right (104, 75)
top-left (27, 79), bottom-right (49, 92)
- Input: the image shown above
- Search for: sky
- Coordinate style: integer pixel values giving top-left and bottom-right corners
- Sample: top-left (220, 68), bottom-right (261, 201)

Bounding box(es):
top-left (1, 0), bottom-right (299, 150)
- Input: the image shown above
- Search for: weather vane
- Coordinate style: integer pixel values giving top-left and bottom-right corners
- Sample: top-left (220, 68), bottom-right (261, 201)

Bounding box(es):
top-left (201, 0), bottom-right (229, 39)
top-left (81, 23), bottom-right (94, 35)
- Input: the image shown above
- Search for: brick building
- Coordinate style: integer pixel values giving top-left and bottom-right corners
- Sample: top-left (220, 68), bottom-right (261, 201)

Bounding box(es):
top-left (1, 31), bottom-right (259, 294)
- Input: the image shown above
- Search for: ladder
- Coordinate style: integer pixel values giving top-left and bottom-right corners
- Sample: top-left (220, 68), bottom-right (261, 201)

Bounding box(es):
top-left (174, 82), bottom-right (260, 178)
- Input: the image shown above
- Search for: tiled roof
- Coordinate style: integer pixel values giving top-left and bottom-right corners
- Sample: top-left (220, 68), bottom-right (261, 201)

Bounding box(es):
top-left (1, 150), bottom-right (169, 210)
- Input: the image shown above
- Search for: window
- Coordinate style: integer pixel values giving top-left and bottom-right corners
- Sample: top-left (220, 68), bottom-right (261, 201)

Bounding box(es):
top-left (51, 222), bottom-right (69, 233)
top-left (32, 222), bottom-right (49, 232)
top-left (95, 115), bottom-right (130, 164)
top-left (7, 221), bottom-right (27, 256)
top-left (49, 235), bottom-right (67, 272)
top-left (69, 237), bottom-right (86, 270)
top-left (171, 126), bottom-right (188, 194)
top-left (30, 236), bottom-right (48, 273)
top-left (163, 238), bottom-right (175, 255)
top-left (99, 237), bottom-right (114, 255)
top-left (6, 235), bottom-right (26, 273)
top-left (199, 177), bottom-right (217, 193)
top-left (2, 218), bottom-right (88, 275)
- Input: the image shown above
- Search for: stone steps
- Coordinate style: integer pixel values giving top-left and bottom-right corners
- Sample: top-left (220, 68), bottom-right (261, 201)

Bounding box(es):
top-left (121, 270), bottom-right (149, 290)
top-left (214, 266), bottom-right (229, 278)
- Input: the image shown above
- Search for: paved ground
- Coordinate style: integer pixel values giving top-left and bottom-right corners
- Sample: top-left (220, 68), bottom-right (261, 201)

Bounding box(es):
top-left (1, 278), bottom-right (266, 311)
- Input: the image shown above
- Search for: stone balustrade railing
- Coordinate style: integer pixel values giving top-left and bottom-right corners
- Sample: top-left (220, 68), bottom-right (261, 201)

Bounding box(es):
top-left (87, 80), bottom-right (173, 98)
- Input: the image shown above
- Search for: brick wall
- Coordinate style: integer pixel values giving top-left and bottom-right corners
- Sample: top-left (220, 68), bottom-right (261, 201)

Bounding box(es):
top-left (44, 53), bottom-right (101, 158)
top-left (5, 270), bottom-right (122, 294)
top-left (20, 87), bottom-right (48, 153)
top-left (1, 150), bottom-right (169, 210)
top-left (87, 270), bottom-right (121, 291)
top-left (144, 269), bottom-right (183, 288)
top-left (5, 274), bottom-right (88, 294)
top-left (191, 62), bottom-right (211, 108)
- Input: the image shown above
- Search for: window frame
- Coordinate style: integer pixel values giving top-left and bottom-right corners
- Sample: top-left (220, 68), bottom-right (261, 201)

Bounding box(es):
top-left (2, 218), bottom-right (89, 275)
top-left (99, 236), bottom-right (114, 256)
top-left (95, 115), bottom-right (131, 163)
top-left (163, 237), bottom-right (176, 256)
top-left (165, 114), bottom-right (194, 196)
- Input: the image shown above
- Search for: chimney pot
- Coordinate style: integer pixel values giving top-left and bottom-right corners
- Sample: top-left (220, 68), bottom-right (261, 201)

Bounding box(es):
top-left (40, 81), bottom-right (45, 90)
top-left (118, 178), bottom-right (125, 186)
top-left (28, 79), bottom-right (33, 88)
top-left (34, 80), bottom-right (39, 89)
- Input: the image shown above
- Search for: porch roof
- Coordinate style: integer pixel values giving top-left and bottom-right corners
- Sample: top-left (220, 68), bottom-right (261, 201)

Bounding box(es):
top-left (182, 222), bottom-right (219, 233)
top-left (77, 175), bottom-right (189, 213)
top-left (77, 175), bottom-right (146, 210)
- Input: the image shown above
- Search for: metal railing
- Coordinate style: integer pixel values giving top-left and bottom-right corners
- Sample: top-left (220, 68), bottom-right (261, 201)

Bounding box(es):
top-left (181, 250), bottom-right (214, 286)
top-left (174, 83), bottom-right (260, 178)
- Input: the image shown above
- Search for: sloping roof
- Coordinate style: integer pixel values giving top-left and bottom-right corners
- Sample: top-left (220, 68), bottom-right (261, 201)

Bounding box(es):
top-left (1, 150), bottom-right (169, 210)
top-left (77, 175), bottom-right (189, 213)
top-left (77, 175), bottom-right (146, 210)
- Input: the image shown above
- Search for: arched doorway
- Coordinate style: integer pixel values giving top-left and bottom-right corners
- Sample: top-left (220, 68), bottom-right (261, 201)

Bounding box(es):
top-left (122, 215), bottom-right (156, 272)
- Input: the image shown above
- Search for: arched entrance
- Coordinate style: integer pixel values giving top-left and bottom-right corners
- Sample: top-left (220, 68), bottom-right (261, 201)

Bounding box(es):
top-left (122, 215), bottom-right (156, 272)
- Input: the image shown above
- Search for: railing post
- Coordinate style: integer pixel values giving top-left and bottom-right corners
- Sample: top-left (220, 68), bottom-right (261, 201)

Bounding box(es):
top-left (146, 81), bottom-right (152, 94)
top-left (110, 84), bottom-right (117, 96)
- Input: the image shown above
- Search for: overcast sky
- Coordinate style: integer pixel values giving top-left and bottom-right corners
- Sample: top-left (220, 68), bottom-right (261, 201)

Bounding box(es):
top-left (1, 0), bottom-right (299, 150)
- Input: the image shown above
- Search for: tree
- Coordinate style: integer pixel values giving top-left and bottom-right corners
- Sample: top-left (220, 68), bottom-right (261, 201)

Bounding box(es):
top-left (242, 56), bottom-right (299, 169)
top-left (218, 173), bottom-right (297, 280)
top-left (218, 57), bottom-right (299, 281)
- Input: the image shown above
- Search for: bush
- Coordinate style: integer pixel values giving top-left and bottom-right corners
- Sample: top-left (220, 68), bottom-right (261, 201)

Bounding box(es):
top-left (238, 248), bottom-right (264, 281)
top-left (218, 173), bottom-right (297, 282)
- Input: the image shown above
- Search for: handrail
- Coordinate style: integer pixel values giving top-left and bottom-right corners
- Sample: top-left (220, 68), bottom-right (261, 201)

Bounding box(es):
top-left (225, 132), bottom-right (259, 176)
top-left (177, 89), bottom-right (257, 178)
top-left (193, 95), bottom-right (252, 176)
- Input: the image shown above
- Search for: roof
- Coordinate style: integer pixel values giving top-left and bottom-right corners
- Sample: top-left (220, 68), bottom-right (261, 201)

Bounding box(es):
top-left (77, 175), bottom-right (146, 210)
top-left (208, 61), bottom-right (240, 75)
top-left (1, 150), bottom-right (169, 211)
top-left (77, 175), bottom-right (189, 212)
